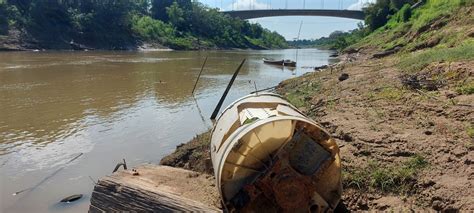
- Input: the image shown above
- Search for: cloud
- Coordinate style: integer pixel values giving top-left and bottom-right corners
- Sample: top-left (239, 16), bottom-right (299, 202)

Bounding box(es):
top-left (347, 0), bottom-right (375, 10)
top-left (229, 0), bottom-right (270, 10)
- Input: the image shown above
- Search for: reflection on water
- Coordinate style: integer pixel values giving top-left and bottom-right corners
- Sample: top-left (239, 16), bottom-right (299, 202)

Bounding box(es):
top-left (0, 49), bottom-right (336, 212)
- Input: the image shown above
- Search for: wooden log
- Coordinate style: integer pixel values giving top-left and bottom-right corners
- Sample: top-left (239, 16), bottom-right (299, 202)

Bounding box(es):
top-left (89, 164), bottom-right (221, 212)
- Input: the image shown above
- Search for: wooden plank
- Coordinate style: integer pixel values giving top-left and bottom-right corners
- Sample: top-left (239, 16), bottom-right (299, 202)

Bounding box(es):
top-left (89, 164), bottom-right (221, 212)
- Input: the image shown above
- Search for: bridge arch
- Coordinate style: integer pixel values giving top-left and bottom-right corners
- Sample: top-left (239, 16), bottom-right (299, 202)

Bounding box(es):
top-left (222, 9), bottom-right (365, 20)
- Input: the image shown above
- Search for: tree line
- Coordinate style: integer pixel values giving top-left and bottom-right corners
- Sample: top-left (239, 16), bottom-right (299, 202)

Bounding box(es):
top-left (0, 0), bottom-right (288, 50)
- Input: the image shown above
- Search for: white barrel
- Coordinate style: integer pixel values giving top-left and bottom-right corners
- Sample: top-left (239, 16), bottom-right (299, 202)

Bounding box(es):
top-left (210, 93), bottom-right (342, 212)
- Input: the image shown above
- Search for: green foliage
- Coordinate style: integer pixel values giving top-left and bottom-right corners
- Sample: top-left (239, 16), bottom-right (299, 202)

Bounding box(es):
top-left (364, 0), bottom-right (391, 31)
top-left (398, 4), bottom-right (412, 22)
top-left (369, 87), bottom-right (405, 101)
top-left (467, 125), bottom-right (474, 138)
top-left (166, 1), bottom-right (185, 29)
top-left (131, 15), bottom-right (175, 41)
top-left (1, 0), bottom-right (287, 50)
top-left (285, 81), bottom-right (321, 108)
top-left (151, 0), bottom-right (191, 22)
top-left (456, 81), bottom-right (474, 95)
top-left (364, 0), bottom-right (416, 31)
top-left (0, 2), bottom-right (22, 35)
top-left (292, 23), bottom-right (369, 50)
top-left (410, 0), bottom-right (469, 30)
top-left (398, 40), bottom-right (474, 73)
top-left (343, 155), bottom-right (428, 193)
top-left (0, 2), bottom-right (8, 34)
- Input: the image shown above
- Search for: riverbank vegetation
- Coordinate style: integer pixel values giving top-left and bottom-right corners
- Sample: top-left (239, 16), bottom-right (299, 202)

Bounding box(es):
top-left (291, 0), bottom-right (472, 51)
top-left (0, 0), bottom-right (287, 50)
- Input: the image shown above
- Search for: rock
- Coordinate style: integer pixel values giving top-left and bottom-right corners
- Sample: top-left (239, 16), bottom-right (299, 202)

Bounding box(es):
top-left (329, 53), bottom-right (339, 57)
top-left (432, 200), bottom-right (443, 211)
top-left (445, 91), bottom-right (457, 99)
top-left (451, 147), bottom-right (467, 157)
top-left (420, 180), bottom-right (436, 188)
top-left (339, 73), bottom-right (349, 81)
top-left (464, 158), bottom-right (473, 165)
top-left (314, 65), bottom-right (328, 70)
top-left (344, 48), bottom-right (359, 54)
top-left (335, 130), bottom-right (353, 142)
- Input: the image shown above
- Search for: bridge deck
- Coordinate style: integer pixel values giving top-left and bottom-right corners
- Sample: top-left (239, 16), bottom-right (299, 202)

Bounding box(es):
top-left (222, 9), bottom-right (365, 20)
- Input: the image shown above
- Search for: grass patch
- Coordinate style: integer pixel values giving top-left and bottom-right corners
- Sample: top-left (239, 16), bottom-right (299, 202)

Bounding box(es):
top-left (343, 155), bottom-right (428, 194)
top-left (467, 125), bottom-right (474, 138)
top-left (368, 87), bottom-right (405, 101)
top-left (456, 81), bottom-right (474, 95)
top-left (398, 40), bottom-right (474, 73)
top-left (284, 81), bottom-right (321, 108)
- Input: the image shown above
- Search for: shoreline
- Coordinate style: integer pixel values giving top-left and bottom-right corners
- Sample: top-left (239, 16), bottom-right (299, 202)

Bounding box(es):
top-left (159, 46), bottom-right (474, 211)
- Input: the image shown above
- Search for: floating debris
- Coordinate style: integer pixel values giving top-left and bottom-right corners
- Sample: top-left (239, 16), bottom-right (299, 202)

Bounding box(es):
top-left (60, 194), bottom-right (83, 203)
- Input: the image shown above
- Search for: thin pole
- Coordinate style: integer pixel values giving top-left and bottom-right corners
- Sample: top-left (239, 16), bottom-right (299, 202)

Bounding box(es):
top-left (210, 59), bottom-right (246, 120)
top-left (191, 56), bottom-right (208, 95)
top-left (295, 21), bottom-right (303, 63)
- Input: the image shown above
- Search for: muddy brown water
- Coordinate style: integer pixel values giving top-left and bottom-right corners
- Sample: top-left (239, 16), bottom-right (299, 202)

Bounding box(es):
top-left (0, 49), bottom-right (336, 212)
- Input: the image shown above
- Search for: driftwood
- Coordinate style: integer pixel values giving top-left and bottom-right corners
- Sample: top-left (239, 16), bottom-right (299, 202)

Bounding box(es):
top-left (372, 46), bottom-right (401, 58)
top-left (89, 164), bottom-right (220, 212)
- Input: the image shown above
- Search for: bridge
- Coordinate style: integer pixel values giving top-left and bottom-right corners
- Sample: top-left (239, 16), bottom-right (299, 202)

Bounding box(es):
top-left (222, 9), bottom-right (364, 20)
top-left (201, 0), bottom-right (368, 20)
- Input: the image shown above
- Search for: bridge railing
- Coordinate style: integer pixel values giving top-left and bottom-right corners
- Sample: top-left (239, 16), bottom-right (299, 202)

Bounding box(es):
top-left (198, 0), bottom-right (366, 12)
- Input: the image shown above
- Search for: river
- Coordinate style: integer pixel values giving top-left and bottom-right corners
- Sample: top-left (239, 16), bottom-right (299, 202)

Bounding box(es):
top-left (0, 48), bottom-right (337, 212)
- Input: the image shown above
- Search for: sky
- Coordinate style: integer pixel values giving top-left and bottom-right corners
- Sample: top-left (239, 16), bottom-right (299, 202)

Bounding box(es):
top-left (198, 0), bottom-right (375, 40)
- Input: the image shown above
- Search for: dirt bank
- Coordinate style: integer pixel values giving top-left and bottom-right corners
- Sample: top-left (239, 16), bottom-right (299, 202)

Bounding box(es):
top-left (161, 46), bottom-right (473, 211)
top-left (277, 49), bottom-right (473, 211)
top-left (0, 28), bottom-right (172, 51)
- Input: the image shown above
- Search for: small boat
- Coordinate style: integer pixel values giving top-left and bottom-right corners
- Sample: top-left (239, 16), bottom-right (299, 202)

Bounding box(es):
top-left (263, 58), bottom-right (284, 66)
top-left (263, 58), bottom-right (297, 67)
top-left (283, 59), bottom-right (296, 67)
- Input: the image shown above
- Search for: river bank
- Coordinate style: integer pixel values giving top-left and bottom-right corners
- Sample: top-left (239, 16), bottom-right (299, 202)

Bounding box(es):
top-left (160, 3), bottom-right (473, 210)
top-left (0, 29), bottom-right (257, 51)
top-left (160, 43), bottom-right (473, 212)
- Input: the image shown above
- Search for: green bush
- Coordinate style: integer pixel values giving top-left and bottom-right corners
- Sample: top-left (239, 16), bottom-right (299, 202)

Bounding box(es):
top-left (399, 4), bottom-right (412, 22)
top-left (131, 15), bottom-right (175, 41)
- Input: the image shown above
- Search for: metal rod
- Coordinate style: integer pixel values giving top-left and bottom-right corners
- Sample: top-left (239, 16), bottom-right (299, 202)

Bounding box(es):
top-left (13, 153), bottom-right (83, 196)
top-left (295, 21), bottom-right (303, 63)
top-left (191, 56), bottom-right (208, 95)
top-left (253, 81), bottom-right (258, 95)
top-left (210, 59), bottom-right (246, 120)
top-left (250, 85), bottom-right (277, 94)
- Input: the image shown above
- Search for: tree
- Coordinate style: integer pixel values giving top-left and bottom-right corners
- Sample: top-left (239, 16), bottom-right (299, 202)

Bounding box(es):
top-left (0, 2), bottom-right (8, 34)
top-left (152, 0), bottom-right (173, 21)
top-left (364, 0), bottom-right (391, 31)
top-left (166, 1), bottom-right (184, 28)
top-left (152, 0), bottom-right (190, 22)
